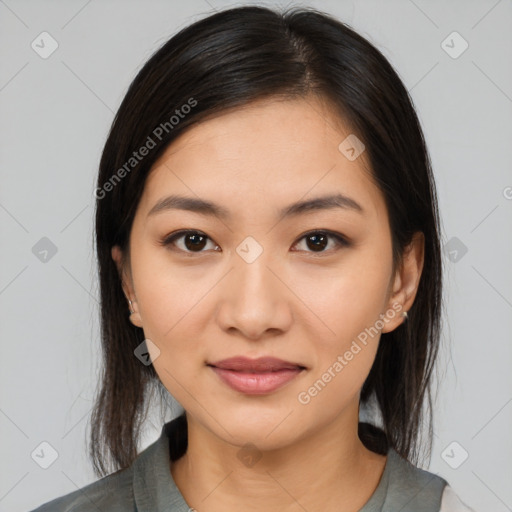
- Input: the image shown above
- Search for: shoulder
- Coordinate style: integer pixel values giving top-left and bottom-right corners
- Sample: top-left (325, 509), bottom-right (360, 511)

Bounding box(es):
top-left (439, 485), bottom-right (477, 512)
top-left (375, 448), bottom-right (448, 512)
top-left (386, 449), bottom-right (447, 497)
top-left (28, 466), bottom-right (134, 512)
top-left (29, 418), bottom-right (183, 512)
top-left (385, 450), bottom-right (476, 512)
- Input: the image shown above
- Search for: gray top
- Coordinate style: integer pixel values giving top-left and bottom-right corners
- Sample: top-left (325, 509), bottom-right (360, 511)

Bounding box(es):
top-left (31, 417), bottom-right (448, 512)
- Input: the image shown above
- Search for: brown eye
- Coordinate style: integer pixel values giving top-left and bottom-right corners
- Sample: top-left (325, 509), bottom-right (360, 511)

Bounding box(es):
top-left (160, 230), bottom-right (219, 253)
top-left (292, 230), bottom-right (349, 254)
top-left (183, 232), bottom-right (207, 251)
top-left (305, 233), bottom-right (328, 252)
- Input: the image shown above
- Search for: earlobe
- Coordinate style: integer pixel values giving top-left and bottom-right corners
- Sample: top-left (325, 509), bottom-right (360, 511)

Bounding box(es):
top-left (128, 303), bottom-right (144, 328)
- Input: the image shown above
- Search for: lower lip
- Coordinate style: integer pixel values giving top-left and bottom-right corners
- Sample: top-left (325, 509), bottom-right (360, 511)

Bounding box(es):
top-left (210, 366), bottom-right (303, 395)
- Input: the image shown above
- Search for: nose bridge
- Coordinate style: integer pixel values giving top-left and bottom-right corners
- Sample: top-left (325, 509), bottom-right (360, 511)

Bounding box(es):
top-left (215, 238), bottom-right (291, 338)
top-left (231, 240), bottom-right (280, 305)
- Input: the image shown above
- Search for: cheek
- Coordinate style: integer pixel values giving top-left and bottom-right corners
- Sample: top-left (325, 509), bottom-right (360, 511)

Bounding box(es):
top-left (295, 263), bottom-right (387, 407)
top-left (136, 267), bottom-right (206, 404)
top-left (290, 256), bottom-right (391, 402)
top-left (133, 248), bottom-right (211, 338)
top-left (130, 257), bottom-right (211, 396)
top-left (292, 253), bottom-right (392, 345)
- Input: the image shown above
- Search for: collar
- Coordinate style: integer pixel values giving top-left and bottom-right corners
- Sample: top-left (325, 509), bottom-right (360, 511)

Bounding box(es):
top-left (133, 417), bottom-right (190, 511)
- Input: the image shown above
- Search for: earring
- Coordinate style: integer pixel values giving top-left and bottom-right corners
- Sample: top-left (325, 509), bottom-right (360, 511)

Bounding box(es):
top-left (128, 299), bottom-right (134, 315)
top-left (402, 311), bottom-right (408, 321)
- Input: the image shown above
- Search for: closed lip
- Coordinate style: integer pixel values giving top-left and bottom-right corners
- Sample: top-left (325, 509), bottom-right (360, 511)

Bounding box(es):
top-left (207, 356), bottom-right (306, 372)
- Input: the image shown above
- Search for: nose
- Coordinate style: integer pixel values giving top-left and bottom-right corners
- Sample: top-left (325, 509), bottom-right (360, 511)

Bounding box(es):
top-left (215, 251), bottom-right (293, 341)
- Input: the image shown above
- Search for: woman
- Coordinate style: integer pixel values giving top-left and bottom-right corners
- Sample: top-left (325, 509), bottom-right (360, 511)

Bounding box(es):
top-left (32, 5), bottom-right (476, 511)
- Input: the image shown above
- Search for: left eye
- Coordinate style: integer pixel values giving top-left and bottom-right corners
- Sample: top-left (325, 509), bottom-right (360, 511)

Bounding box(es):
top-left (292, 231), bottom-right (350, 253)
top-left (159, 230), bottom-right (349, 254)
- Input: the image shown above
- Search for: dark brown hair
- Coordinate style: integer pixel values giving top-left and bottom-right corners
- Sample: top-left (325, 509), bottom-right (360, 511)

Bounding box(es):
top-left (90, 4), bottom-right (444, 477)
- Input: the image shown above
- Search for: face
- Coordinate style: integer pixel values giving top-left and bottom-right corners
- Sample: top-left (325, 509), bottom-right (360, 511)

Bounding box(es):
top-left (112, 96), bottom-right (423, 450)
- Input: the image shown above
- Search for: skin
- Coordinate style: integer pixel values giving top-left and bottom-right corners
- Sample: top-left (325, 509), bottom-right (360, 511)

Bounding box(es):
top-left (112, 95), bottom-right (424, 512)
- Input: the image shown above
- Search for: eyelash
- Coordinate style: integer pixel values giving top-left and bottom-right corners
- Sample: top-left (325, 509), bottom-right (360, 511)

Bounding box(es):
top-left (158, 229), bottom-right (350, 256)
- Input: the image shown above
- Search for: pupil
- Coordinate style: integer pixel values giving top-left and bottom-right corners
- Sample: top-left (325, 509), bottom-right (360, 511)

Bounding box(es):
top-left (185, 233), bottom-right (206, 251)
top-left (307, 233), bottom-right (327, 251)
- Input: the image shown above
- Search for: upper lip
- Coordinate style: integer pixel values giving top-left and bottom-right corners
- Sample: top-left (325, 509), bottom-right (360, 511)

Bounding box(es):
top-left (208, 356), bottom-right (306, 372)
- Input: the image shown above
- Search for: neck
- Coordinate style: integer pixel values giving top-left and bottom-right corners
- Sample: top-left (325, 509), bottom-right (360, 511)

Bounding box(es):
top-left (170, 406), bottom-right (387, 512)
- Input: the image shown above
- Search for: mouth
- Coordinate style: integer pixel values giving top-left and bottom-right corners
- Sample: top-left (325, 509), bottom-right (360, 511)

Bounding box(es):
top-left (207, 356), bottom-right (306, 395)
top-left (208, 356), bottom-right (306, 372)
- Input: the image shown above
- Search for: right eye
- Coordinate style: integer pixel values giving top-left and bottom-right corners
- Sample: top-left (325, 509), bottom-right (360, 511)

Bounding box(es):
top-left (159, 230), bottom-right (220, 254)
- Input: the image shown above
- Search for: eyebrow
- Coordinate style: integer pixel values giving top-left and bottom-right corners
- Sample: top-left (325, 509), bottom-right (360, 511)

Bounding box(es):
top-left (147, 193), bottom-right (364, 219)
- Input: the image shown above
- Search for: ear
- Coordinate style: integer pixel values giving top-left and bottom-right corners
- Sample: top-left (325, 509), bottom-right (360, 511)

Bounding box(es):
top-left (111, 245), bottom-right (143, 328)
top-left (381, 231), bottom-right (425, 333)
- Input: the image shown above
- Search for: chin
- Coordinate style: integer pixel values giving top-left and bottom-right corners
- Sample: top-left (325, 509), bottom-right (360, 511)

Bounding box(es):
top-left (204, 407), bottom-right (305, 450)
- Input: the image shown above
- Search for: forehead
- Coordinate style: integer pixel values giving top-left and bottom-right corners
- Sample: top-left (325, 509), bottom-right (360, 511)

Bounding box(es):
top-left (138, 96), bottom-right (386, 224)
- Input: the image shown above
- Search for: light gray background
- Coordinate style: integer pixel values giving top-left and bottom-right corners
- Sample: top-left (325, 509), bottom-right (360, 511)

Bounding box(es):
top-left (1, 0), bottom-right (511, 511)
